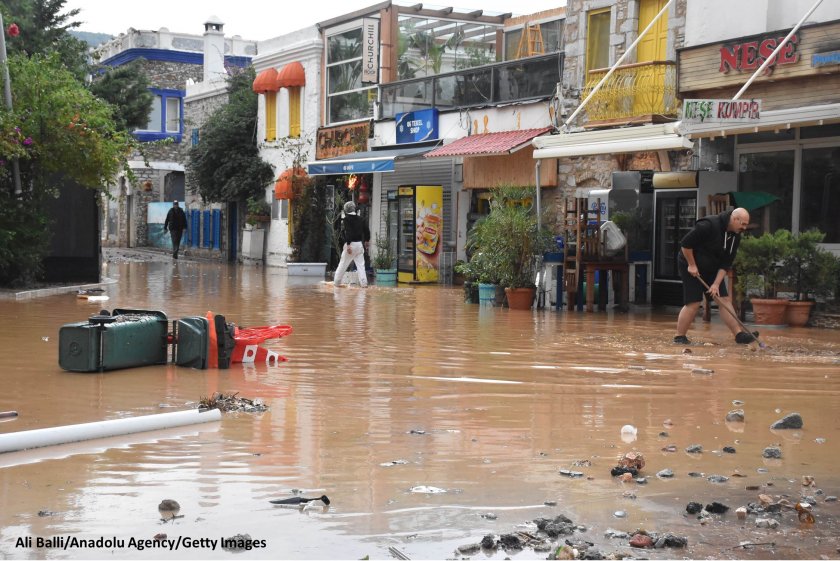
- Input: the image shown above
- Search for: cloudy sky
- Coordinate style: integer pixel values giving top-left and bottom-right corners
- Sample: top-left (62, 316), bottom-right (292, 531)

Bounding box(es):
top-left (64, 0), bottom-right (564, 41)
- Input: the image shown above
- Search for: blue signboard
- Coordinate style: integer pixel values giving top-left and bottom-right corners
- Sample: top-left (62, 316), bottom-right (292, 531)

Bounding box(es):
top-left (395, 108), bottom-right (438, 144)
top-left (307, 158), bottom-right (395, 175)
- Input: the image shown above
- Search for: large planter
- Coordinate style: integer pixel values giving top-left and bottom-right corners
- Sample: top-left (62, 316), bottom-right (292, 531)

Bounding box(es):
top-left (375, 268), bottom-right (397, 284)
top-left (287, 262), bottom-right (327, 277)
top-left (478, 283), bottom-right (496, 306)
top-left (505, 287), bottom-right (536, 310)
top-left (750, 298), bottom-right (789, 325)
top-left (463, 281), bottom-right (479, 304)
top-left (785, 300), bottom-right (814, 327)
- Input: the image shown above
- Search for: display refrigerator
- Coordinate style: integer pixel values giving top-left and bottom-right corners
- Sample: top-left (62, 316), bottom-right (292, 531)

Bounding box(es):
top-left (652, 189), bottom-right (697, 305)
top-left (396, 185), bottom-right (443, 283)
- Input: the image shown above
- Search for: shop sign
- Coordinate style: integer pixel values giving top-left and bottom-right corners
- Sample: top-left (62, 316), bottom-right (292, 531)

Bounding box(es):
top-left (812, 50), bottom-right (840, 68)
top-left (395, 108), bottom-right (438, 144)
top-left (316, 122), bottom-right (370, 160)
top-left (362, 18), bottom-right (379, 84)
top-left (682, 99), bottom-right (761, 124)
top-left (719, 34), bottom-right (799, 75)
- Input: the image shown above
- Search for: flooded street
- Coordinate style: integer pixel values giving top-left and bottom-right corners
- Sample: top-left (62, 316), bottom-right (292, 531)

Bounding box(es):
top-left (1, 250), bottom-right (840, 560)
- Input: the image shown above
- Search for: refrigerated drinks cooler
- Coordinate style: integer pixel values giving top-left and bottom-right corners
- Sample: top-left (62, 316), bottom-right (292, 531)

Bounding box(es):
top-left (652, 190), bottom-right (697, 306)
top-left (396, 185), bottom-right (443, 283)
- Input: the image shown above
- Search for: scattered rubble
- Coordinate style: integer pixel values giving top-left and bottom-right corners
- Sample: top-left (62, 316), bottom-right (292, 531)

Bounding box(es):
top-left (770, 412), bottom-right (803, 429)
top-left (762, 446), bottom-right (783, 459)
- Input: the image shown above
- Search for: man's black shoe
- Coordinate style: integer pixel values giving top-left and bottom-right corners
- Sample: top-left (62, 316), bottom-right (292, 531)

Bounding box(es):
top-left (735, 331), bottom-right (759, 344)
top-left (673, 335), bottom-right (690, 344)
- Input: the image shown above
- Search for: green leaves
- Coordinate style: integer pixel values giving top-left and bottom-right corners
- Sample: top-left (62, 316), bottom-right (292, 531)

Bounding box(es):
top-left (89, 60), bottom-right (154, 131)
top-left (187, 68), bottom-right (274, 203)
top-left (466, 185), bottom-right (555, 288)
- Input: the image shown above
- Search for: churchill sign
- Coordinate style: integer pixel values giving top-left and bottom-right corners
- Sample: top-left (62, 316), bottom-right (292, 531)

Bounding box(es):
top-left (682, 99), bottom-right (761, 124)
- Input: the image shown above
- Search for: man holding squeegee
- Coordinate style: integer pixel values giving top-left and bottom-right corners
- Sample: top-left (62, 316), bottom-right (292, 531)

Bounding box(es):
top-left (674, 207), bottom-right (757, 345)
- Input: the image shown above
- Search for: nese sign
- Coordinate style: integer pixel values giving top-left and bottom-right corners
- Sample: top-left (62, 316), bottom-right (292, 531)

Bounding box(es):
top-left (719, 34), bottom-right (799, 75)
top-left (682, 99), bottom-right (761, 124)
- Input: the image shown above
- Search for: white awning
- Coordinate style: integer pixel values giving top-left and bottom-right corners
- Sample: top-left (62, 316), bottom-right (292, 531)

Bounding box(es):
top-left (532, 123), bottom-right (691, 159)
top-left (679, 102), bottom-right (840, 139)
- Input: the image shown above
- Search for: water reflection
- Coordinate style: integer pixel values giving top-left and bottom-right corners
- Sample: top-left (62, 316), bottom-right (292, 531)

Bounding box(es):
top-left (0, 257), bottom-right (839, 559)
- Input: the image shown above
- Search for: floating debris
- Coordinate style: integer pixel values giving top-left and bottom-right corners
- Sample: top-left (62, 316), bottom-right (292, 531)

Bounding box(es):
top-left (410, 485), bottom-right (446, 494)
top-left (199, 392), bottom-right (267, 413)
top-left (379, 459), bottom-right (409, 467)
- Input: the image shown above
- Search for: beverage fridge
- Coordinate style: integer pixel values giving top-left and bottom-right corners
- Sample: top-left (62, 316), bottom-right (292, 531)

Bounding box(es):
top-left (396, 185), bottom-right (443, 283)
top-left (652, 189), bottom-right (697, 305)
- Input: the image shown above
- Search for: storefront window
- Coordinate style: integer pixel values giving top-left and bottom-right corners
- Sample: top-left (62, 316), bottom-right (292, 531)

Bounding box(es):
top-left (326, 26), bottom-right (375, 125)
top-left (738, 151), bottom-right (794, 234)
top-left (800, 147), bottom-right (840, 243)
top-left (736, 129), bottom-right (795, 144)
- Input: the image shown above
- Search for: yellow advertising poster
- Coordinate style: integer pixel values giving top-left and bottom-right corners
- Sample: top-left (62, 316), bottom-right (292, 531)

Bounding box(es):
top-left (414, 185), bottom-right (443, 283)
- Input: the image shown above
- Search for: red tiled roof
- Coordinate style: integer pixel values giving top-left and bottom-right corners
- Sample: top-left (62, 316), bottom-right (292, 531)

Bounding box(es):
top-left (424, 127), bottom-right (553, 158)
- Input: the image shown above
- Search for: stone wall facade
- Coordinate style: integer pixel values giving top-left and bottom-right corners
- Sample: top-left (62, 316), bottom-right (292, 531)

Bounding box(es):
top-left (561, 0), bottom-right (687, 123)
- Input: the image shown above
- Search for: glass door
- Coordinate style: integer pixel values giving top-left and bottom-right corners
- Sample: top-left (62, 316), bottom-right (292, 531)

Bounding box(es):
top-left (655, 192), bottom-right (696, 280)
top-left (397, 190), bottom-right (415, 275)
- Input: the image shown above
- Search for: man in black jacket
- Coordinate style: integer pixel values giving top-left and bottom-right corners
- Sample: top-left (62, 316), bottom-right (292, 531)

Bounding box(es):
top-left (333, 201), bottom-right (370, 287)
top-left (674, 207), bottom-right (756, 344)
top-left (163, 200), bottom-right (188, 259)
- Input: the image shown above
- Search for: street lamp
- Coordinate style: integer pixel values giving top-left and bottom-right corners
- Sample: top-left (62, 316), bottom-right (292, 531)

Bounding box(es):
top-left (0, 13), bottom-right (23, 195)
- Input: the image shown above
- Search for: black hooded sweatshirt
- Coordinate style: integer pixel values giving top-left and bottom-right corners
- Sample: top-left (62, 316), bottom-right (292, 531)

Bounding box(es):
top-left (678, 209), bottom-right (740, 273)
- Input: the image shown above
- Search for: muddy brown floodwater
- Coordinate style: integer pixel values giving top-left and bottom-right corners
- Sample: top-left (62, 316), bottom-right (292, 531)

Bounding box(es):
top-left (1, 250), bottom-right (839, 560)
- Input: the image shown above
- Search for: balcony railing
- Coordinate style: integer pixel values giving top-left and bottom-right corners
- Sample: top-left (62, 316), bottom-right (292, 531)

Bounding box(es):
top-left (582, 60), bottom-right (678, 124)
top-left (380, 53), bottom-right (563, 119)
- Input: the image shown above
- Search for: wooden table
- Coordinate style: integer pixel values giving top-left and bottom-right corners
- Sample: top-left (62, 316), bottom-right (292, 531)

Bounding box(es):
top-left (583, 261), bottom-right (629, 312)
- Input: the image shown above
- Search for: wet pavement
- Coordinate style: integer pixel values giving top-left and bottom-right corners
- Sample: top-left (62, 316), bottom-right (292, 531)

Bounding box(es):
top-left (0, 248), bottom-right (839, 559)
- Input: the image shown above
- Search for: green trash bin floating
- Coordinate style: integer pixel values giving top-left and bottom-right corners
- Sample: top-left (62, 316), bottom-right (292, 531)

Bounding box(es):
top-left (59, 309), bottom-right (169, 372)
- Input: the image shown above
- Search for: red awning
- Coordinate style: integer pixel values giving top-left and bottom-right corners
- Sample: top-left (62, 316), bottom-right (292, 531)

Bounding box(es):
top-left (424, 127), bottom-right (553, 158)
top-left (276, 62), bottom-right (306, 88)
top-left (252, 68), bottom-right (280, 94)
top-left (274, 167), bottom-right (308, 200)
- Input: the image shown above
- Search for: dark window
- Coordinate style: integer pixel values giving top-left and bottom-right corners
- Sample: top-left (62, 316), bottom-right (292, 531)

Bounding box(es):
top-left (800, 147), bottom-right (840, 243)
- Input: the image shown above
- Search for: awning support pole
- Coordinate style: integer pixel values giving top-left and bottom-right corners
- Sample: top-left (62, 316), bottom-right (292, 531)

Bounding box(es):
top-left (732, 0), bottom-right (824, 101)
top-left (562, 0), bottom-right (674, 131)
top-left (535, 159), bottom-right (542, 231)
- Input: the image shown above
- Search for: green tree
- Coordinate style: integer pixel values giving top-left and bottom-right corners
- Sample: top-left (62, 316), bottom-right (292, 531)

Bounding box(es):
top-left (187, 68), bottom-right (274, 203)
top-left (89, 60), bottom-right (154, 131)
top-left (0, 53), bottom-right (135, 286)
top-left (2, 0), bottom-right (89, 80)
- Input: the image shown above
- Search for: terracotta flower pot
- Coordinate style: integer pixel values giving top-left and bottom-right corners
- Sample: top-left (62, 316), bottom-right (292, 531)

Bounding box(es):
top-left (749, 298), bottom-right (789, 325)
top-left (785, 300), bottom-right (814, 327)
top-left (505, 287), bottom-right (536, 310)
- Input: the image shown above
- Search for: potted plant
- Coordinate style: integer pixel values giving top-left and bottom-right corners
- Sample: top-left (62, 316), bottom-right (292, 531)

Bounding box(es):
top-left (779, 229), bottom-right (840, 327)
top-left (734, 229), bottom-right (792, 325)
top-left (454, 259), bottom-right (479, 302)
top-left (373, 234), bottom-right (397, 284)
top-left (467, 185), bottom-right (554, 310)
top-left (245, 197), bottom-right (271, 227)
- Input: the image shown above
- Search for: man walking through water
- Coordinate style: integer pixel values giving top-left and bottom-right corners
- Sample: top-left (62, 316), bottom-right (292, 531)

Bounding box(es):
top-left (333, 201), bottom-right (370, 287)
top-left (674, 207), bottom-right (756, 345)
top-left (163, 200), bottom-right (188, 259)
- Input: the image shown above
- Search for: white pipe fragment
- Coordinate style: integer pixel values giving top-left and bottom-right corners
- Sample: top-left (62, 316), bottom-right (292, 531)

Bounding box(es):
top-left (0, 409), bottom-right (221, 454)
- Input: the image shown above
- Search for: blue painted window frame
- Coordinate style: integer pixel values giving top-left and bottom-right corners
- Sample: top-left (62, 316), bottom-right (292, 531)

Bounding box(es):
top-left (134, 88), bottom-right (184, 143)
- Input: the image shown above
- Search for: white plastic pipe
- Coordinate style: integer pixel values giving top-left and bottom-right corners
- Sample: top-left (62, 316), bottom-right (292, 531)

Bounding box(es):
top-left (0, 409), bottom-right (222, 454)
top-left (732, 0), bottom-right (824, 101)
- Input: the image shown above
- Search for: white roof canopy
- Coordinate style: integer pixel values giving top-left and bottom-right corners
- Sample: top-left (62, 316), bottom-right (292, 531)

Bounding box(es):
top-left (532, 123), bottom-right (691, 159)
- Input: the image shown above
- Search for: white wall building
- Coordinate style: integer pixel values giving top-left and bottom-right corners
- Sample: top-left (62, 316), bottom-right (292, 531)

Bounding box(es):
top-left (252, 27), bottom-right (323, 267)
